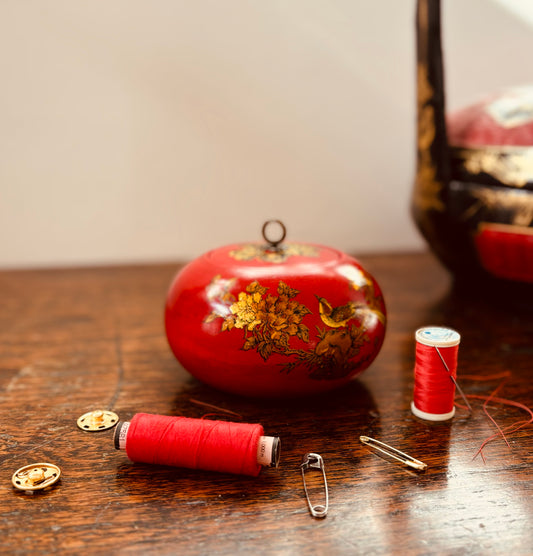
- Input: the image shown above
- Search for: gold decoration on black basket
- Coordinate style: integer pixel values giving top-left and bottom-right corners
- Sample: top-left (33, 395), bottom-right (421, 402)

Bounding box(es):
top-left (453, 146), bottom-right (533, 188)
top-left (414, 64), bottom-right (444, 215)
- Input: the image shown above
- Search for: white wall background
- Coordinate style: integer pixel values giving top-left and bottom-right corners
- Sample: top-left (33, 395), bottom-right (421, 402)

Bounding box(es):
top-left (1, 0), bottom-right (532, 268)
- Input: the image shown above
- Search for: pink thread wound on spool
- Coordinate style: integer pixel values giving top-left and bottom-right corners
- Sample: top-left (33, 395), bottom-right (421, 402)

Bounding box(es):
top-left (117, 413), bottom-right (277, 477)
top-left (412, 327), bottom-right (461, 421)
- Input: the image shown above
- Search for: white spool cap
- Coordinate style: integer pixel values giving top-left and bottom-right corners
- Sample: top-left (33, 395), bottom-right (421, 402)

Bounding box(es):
top-left (412, 326), bottom-right (461, 421)
top-left (415, 326), bottom-right (461, 348)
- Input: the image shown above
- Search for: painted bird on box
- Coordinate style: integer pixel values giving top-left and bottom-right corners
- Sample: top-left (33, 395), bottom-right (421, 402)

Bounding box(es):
top-left (316, 296), bottom-right (386, 329)
top-left (316, 296), bottom-right (355, 328)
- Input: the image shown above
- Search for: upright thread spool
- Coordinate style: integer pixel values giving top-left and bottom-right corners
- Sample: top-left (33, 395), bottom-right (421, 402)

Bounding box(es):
top-left (114, 413), bottom-right (280, 477)
top-left (411, 326), bottom-right (461, 421)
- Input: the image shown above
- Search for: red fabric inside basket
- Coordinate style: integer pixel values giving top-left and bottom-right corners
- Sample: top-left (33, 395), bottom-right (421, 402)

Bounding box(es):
top-left (447, 88), bottom-right (533, 147)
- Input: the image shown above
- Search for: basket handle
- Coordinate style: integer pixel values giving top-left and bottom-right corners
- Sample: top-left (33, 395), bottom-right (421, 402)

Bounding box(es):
top-left (415, 0), bottom-right (450, 198)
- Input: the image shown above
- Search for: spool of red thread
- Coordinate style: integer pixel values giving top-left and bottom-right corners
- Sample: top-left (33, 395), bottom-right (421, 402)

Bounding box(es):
top-left (114, 413), bottom-right (280, 477)
top-left (411, 326), bottom-right (461, 421)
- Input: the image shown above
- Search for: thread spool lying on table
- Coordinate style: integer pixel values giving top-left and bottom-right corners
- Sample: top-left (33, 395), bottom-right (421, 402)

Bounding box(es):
top-left (114, 413), bottom-right (280, 477)
top-left (411, 326), bottom-right (461, 421)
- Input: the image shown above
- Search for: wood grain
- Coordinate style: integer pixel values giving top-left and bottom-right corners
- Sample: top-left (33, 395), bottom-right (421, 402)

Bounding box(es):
top-left (0, 253), bottom-right (531, 554)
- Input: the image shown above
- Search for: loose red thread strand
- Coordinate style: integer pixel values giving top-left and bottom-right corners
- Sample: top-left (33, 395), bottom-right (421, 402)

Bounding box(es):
top-left (467, 393), bottom-right (533, 462)
top-left (459, 371), bottom-right (512, 381)
top-left (189, 398), bottom-right (243, 419)
top-left (125, 413), bottom-right (264, 476)
top-left (455, 373), bottom-right (533, 462)
top-left (481, 381), bottom-right (511, 450)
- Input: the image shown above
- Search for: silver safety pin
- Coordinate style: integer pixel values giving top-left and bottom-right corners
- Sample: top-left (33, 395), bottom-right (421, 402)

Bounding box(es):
top-left (300, 452), bottom-right (329, 518)
top-left (359, 436), bottom-right (427, 471)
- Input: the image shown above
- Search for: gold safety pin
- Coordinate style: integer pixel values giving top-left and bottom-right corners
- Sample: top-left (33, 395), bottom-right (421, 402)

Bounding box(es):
top-left (359, 436), bottom-right (427, 471)
top-left (300, 452), bottom-right (328, 518)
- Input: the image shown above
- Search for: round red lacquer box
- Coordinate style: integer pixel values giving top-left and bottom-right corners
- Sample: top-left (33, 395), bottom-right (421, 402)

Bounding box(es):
top-left (165, 221), bottom-right (386, 397)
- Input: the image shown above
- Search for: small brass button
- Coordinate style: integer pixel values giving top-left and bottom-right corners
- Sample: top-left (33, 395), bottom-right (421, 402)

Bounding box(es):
top-left (77, 410), bottom-right (119, 431)
top-left (12, 463), bottom-right (61, 491)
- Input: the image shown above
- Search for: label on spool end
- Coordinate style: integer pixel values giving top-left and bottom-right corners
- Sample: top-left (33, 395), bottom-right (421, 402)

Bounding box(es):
top-left (415, 326), bottom-right (460, 348)
top-left (257, 436), bottom-right (281, 467)
top-left (114, 421), bottom-right (130, 450)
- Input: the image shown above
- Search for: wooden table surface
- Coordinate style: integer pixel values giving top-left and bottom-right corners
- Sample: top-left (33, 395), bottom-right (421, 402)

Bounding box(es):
top-left (0, 251), bottom-right (531, 555)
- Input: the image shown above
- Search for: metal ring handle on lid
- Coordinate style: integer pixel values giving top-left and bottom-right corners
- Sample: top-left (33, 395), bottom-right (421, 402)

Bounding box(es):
top-left (262, 220), bottom-right (287, 249)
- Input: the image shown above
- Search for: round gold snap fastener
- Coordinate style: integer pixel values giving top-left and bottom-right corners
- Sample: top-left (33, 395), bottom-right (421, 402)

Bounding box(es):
top-left (12, 463), bottom-right (61, 491)
top-left (77, 410), bottom-right (119, 431)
